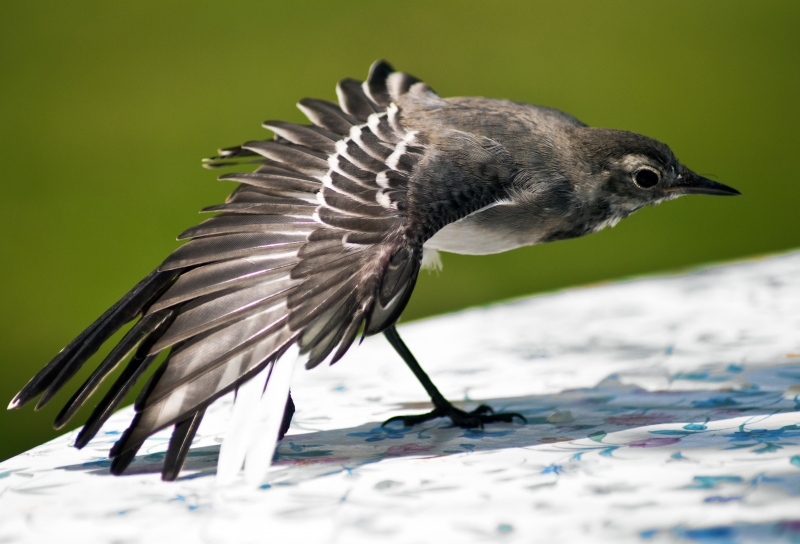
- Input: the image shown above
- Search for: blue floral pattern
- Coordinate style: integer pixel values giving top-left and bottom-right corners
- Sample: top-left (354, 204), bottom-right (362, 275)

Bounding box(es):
top-left (2, 252), bottom-right (800, 542)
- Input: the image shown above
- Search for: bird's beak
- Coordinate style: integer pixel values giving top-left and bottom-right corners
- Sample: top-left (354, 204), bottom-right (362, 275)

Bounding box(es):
top-left (669, 172), bottom-right (741, 196)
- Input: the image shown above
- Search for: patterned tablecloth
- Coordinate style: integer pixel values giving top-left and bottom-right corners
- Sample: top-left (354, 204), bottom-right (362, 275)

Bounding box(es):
top-left (2, 252), bottom-right (800, 543)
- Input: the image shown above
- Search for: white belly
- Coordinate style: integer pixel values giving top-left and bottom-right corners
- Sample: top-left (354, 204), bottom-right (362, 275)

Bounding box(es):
top-left (423, 199), bottom-right (541, 256)
top-left (423, 220), bottom-right (522, 254)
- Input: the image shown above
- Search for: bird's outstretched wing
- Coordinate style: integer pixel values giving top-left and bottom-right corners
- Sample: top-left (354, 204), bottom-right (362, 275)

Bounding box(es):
top-left (9, 60), bottom-right (438, 479)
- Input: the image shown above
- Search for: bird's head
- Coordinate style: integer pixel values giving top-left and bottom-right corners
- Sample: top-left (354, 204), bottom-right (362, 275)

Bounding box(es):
top-left (567, 127), bottom-right (740, 221)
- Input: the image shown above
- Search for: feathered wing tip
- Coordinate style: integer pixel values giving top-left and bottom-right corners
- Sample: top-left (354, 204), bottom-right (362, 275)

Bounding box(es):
top-left (364, 60), bottom-right (394, 106)
top-left (364, 59), bottom-right (436, 106)
top-left (7, 269), bottom-right (178, 413)
top-left (161, 408), bottom-right (205, 481)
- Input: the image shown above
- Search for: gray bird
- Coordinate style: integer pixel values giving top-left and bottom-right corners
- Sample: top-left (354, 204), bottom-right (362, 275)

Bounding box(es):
top-left (8, 60), bottom-right (739, 482)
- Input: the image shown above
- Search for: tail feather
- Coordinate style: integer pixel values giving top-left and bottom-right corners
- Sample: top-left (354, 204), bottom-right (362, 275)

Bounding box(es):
top-left (216, 365), bottom-right (270, 484)
top-left (243, 348), bottom-right (298, 486)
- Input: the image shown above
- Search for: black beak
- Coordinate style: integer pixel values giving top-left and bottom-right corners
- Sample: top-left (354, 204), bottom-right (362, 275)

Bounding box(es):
top-left (670, 173), bottom-right (741, 196)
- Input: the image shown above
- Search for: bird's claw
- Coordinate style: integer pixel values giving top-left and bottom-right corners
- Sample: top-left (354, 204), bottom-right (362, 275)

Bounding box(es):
top-left (382, 403), bottom-right (526, 429)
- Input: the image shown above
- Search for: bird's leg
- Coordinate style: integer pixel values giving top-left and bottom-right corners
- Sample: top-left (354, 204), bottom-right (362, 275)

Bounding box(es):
top-left (381, 325), bottom-right (525, 428)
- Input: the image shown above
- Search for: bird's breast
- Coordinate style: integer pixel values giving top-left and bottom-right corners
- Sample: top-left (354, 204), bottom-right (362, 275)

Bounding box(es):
top-left (422, 204), bottom-right (539, 255)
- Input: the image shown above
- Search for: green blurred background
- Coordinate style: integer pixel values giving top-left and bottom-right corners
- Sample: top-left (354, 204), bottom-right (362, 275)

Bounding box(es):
top-left (1, 1), bottom-right (798, 462)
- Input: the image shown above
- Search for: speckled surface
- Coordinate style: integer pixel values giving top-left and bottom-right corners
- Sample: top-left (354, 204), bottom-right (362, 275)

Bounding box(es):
top-left (3, 252), bottom-right (800, 543)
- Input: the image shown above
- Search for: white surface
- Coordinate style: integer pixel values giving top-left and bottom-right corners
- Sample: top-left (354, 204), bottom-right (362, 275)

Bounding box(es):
top-left (2, 252), bottom-right (800, 543)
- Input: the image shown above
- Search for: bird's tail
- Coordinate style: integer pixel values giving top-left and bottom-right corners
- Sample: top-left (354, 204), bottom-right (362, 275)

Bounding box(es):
top-left (216, 344), bottom-right (299, 486)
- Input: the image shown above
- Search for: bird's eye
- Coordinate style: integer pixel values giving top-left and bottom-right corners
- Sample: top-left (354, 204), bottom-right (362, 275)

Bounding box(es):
top-left (633, 168), bottom-right (660, 189)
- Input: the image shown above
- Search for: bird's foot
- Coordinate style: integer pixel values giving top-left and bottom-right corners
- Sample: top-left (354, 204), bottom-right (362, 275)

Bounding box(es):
top-left (382, 402), bottom-right (526, 429)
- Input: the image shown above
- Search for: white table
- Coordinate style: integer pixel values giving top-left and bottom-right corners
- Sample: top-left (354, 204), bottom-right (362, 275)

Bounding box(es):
top-left (3, 252), bottom-right (800, 543)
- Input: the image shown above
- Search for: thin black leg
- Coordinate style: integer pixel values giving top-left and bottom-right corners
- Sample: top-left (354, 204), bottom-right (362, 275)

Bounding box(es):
top-left (382, 325), bottom-right (525, 428)
top-left (383, 325), bottom-right (450, 410)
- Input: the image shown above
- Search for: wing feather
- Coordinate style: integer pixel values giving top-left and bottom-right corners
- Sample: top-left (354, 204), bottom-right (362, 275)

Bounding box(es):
top-left (364, 60), bottom-right (394, 107)
top-left (177, 215), bottom-right (316, 240)
top-left (143, 307), bottom-right (291, 407)
top-left (159, 233), bottom-right (305, 271)
top-left (52, 309), bottom-right (175, 429)
top-left (73, 352), bottom-right (159, 449)
top-left (221, 167), bottom-right (321, 189)
top-left (113, 325), bottom-right (297, 456)
top-left (150, 255), bottom-right (295, 312)
top-left (327, 171), bottom-right (380, 203)
top-left (329, 154), bottom-right (380, 186)
top-left (297, 98), bottom-right (357, 134)
top-left (322, 188), bottom-right (389, 217)
top-left (150, 277), bottom-right (295, 352)
top-left (318, 207), bottom-right (401, 232)
top-left (335, 139), bottom-right (387, 173)
top-left (242, 140), bottom-right (330, 177)
top-left (350, 125), bottom-right (394, 161)
top-left (200, 202), bottom-right (316, 216)
top-left (329, 309), bottom-right (366, 365)
top-left (336, 78), bottom-right (378, 122)
top-left (12, 60), bottom-right (442, 481)
top-left (161, 409), bottom-right (206, 481)
top-left (261, 121), bottom-right (338, 154)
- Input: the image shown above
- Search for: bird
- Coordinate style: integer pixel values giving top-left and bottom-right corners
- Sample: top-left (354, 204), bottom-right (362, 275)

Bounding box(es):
top-left (8, 59), bottom-right (740, 483)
